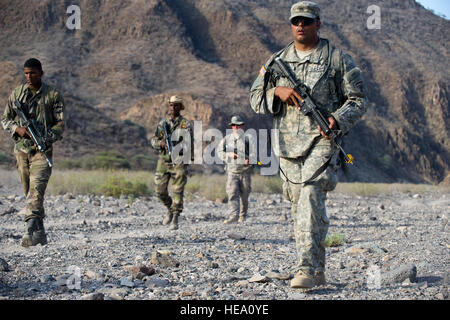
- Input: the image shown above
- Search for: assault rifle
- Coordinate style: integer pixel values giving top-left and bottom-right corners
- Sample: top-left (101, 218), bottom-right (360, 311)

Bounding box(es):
top-left (13, 99), bottom-right (53, 168)
top-left (273, 57), bottom-right (354, 164)
top-left (162, 121), bottom-right (173, 162)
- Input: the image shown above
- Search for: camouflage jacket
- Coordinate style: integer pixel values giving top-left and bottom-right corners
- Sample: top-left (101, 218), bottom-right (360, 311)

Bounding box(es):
top-left (217, 130), bottom-right (256, 174)
top-left (1, 82), bottom-right (65, 154)
top-left (250, 38), bottom-right (366, 160)
top-left (151, 115), bottom-right (194, 164)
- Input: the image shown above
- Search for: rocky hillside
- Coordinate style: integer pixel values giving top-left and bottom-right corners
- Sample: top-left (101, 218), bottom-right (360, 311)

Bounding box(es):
top-left (0, 0), bottom-right (448, 183)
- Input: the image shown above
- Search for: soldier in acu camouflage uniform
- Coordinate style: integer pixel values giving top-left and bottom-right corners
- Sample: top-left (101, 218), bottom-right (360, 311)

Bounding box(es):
top-left (1, 58), bottom-right (65, 247)
top-left (151, 96), bottom-right (193, 231)
top-left (217, 116), bottom-right (256, 224)
top-left (250, 1), bottom-right (366, 288)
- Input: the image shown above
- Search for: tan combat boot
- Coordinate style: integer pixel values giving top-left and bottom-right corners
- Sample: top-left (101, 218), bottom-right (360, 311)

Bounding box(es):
top-left (21, 218), bottom-right (38, 248)
top-left (162, 211), bottom-right (173, 225)
top-left (32, 219), bottom-right (48, 246)
top-left (290, 270), bottom-right (314, 289)
top-left (224, 215), bottom-right (239, 224)
top-left (169, 214), bottom-right (179, 230)
top-left (238, 214), bottom-right (246, 223)
top-left (314, 271), bottom-right (326, 286)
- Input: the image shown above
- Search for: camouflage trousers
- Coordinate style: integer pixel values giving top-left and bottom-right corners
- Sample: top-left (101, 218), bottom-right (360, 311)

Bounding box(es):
top-left (226, 171), bottom-right (251, 218)
top-left (15, 149), bottom-right (52, 222)
top-left (154, 159), bottom-right (187, 215)
top-left (280, 154), bottom-right (338, 275)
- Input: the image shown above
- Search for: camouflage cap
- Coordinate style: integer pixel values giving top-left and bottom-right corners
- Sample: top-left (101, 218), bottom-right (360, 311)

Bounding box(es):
top-left (228, 115), bottom-right (245, 126)
top-left (168, 95), bottom-right (184, 110)
top-left (289, 1), bottom-right (320, 21)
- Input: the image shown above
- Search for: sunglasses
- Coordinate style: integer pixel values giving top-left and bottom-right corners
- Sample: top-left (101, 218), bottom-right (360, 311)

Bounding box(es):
top-left (291, 16), bottom-right (316, 27)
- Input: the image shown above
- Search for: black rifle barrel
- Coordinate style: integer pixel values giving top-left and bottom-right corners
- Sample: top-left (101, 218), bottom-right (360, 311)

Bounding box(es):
top-left (273, 57), bottom-right (331, 136)
top-left (272, 57), bottom-right (354, 165)
top-left (13, 100), bottom-right (53, 168)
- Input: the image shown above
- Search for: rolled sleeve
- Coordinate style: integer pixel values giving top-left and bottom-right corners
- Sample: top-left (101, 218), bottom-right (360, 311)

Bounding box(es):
top-left (331, 53), bottom-right (367, 134)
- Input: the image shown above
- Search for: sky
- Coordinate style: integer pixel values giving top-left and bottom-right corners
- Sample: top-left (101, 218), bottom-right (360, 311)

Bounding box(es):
top-left (416, 0), bottom-right (450, 19)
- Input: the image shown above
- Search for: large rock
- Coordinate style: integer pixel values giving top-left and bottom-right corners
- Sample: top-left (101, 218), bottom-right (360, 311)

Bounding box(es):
top-left (151, 251), bottom-right (180, 268)
top-left (382, 264), bottom-right (417, 285)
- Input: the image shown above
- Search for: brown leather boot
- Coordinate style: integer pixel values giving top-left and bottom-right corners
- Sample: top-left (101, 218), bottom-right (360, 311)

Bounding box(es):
top-left (290, 270), bottom-right (314, 289)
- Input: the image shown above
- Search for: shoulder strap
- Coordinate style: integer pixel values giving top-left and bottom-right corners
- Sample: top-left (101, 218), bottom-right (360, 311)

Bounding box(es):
top-left (260, 42), bottom-right (294, 114)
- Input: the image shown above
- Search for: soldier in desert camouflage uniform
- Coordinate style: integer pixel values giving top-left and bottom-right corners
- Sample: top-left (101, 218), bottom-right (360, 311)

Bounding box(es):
top-left (250, 2), bottom-right (366, 288)
top-left (151, 96), bottom-right (193, 231)
top-left (217, 116), bottom-right (256, 224)
top-left (1, 58), bottom-right (65, 247)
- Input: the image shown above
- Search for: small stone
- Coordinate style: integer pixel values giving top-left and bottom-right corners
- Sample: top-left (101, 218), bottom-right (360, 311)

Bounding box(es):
top-left (1, 207), bottom-right (16, 216)
top-left (289, 293), bottom-right (306, 300)
top-left (347, 247), bottom-right (370, 254)
top-left (63, 193), bottom-right (75, 201)
top-left (81, 293), bottom-right (104, 300)
top-left (378, 204), bottom-right (385, 210)
top-left (120, 277), bottom-right (135, 288)
top-left (151, 251), bottom-right (180, 267)
top-left (39, 275), bottom-right (55, 283)
top-left (412, 194), bottom-right (421, 199)
top-left (265, 271), bottom-right (291, 280)
top-left (180, 291), bottom-right (195, 297)
top-left (127, 265), bottom-right (155, 279)
top-left (227, 233), bottom-right (246, 241)
top-left (85, 270), bottom-right (103, 280)
top-left (396, 226), bottom-right (407, 232)
top-left (248, 273), bottom-right (269, 283)
top-left (145, 275), bottom-right (169, 288)
top-left (417, 281), bottom-right (428, 289)
top-left (207, 261), bottom-right (219, 269)
top-left (0, 258), bottom-right (10, 272)
top-left (435, 293), bottom-right (445, 300)
top-left (235, 280), bottom-right (249, 287)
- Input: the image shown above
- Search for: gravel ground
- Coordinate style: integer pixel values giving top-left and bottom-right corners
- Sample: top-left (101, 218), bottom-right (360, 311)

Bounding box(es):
top-left (0, 174), bottom-right (448, 300)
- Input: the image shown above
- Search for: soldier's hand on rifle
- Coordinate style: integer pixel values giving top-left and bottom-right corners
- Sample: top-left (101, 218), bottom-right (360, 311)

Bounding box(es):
top-left (228, 152), bottom-right (238, 160)
top-left (318, 117), bottom-right (338, 140)
top-left (274, 86), bottom-right (304, 111)
top-left (15, 127), bottom-right (31, 139)
top-left (160, 141), bottom-right (168, 152)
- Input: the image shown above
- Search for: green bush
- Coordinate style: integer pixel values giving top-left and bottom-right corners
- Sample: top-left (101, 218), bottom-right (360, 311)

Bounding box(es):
top-left (325, 233), bottom-right (346, 247)
top-left (56, 151), bottom-right (131, 170)
top-left (95, 176), bottom-right (149, 198)
top-left (82, 151), bottom-right (131, 170)
top-left (130, 154), bottom-right (157, 170)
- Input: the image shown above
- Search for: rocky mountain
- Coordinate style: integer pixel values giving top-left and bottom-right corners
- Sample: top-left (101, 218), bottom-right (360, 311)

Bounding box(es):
top-left (0, 0), bottom-right (448, 184)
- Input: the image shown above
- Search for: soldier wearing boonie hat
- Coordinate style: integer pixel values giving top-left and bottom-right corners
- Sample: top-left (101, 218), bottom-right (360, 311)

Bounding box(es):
top-left (250, 1), bottom-right (367, 288)
top-left (168, 95), bottom-right (185, 110)
top-left (217, 115), bottom-right (256, 224)
top-left (151, 95), bottom-right (193, 231)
